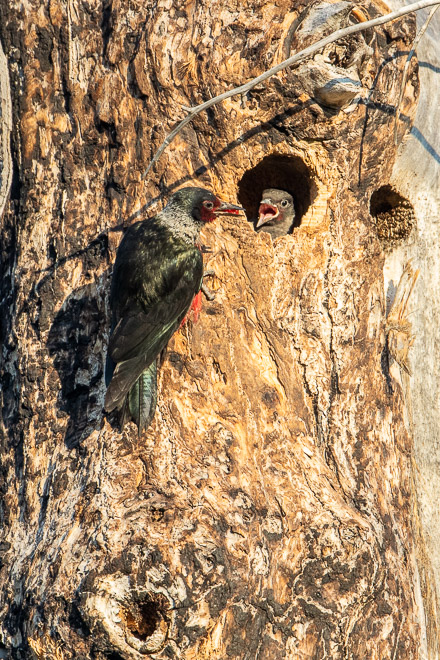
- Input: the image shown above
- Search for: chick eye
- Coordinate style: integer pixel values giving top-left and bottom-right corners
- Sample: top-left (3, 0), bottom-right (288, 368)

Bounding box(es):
top-left (203, 201), bottom-right (214, 210)
top-left (280, 200), bottom-right (289, 208)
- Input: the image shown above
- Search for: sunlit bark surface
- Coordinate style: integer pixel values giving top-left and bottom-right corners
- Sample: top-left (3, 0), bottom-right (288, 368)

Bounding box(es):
top-left (0, 0), bottom-right (434, 657)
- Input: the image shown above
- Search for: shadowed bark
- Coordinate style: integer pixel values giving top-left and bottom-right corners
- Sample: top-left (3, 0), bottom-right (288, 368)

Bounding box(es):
top-left (0, 0), bottom-right (436, 658)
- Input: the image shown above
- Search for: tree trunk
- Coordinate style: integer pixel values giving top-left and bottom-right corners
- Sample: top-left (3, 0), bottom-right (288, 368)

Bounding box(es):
top-left (0, 0), bottom-right (436, 657)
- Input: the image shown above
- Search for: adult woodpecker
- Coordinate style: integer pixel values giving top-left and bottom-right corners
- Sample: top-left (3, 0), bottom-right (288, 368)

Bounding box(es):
top-left (256, 188), bottom-right (295, 238)
top-left (104, 186), bottom-right (242, 433)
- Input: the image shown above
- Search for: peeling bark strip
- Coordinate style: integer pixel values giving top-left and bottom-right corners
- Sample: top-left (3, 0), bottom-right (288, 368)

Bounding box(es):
top-left (0, 37), bottom-right (12, 219)
top-left (0, 0), bottom-right (432, 658)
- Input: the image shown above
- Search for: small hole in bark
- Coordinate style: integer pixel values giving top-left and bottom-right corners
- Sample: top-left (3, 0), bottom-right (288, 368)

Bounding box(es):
top-left (370, 186), bottom-right (415, 247)
top-left (238, 154), bottom-right (314, 237)
top-left (122, 595), bottom-right (169, 642)
top-left (261, 387), bottom-right (279, 408)
top-left (325, 36), bottom-right (362, 68)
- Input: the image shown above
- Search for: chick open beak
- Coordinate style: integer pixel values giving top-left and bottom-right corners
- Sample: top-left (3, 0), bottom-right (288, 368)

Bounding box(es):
top-left (256, 202), bottom-right (279, 228)
top-left (215, 201), bottom-right (244, 216)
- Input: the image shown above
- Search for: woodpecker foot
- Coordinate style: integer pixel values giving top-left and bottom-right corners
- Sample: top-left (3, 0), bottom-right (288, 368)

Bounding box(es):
top-left (201, 283), bottom-right (215, 301)
top-left (201, 270), bottom-right (216, 301)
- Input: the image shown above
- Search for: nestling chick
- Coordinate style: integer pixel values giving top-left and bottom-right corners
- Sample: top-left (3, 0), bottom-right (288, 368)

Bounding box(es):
top-left (256, 188), bottom-right (295, 238)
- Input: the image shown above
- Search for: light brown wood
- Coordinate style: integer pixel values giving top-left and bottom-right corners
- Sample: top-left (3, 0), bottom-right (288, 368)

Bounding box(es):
top-left (0, 0), bottom-right (434, 658)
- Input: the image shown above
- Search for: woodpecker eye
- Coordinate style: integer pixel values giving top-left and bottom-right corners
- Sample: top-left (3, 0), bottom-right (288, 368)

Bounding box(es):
top-left (280, 200), bottom-right (289, 208)
top-left (203, 201), bottom-right (214, 210)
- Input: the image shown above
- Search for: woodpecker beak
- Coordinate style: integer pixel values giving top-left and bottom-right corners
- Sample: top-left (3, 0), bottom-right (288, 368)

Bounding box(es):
top-left (215, 201), bottom-right (244, 216)
top-left (257, 202), bottom-right (279, 228)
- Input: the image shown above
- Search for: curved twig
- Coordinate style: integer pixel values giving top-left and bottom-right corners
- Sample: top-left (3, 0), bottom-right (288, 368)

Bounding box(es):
top-left (143, 0), bottom-right (440, 179)
top-left (394, 4), bottom-right (439, 145)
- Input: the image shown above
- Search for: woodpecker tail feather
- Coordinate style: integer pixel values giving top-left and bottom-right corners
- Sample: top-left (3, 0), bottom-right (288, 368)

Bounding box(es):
top-left (127, 360), bottom-right (158, 434)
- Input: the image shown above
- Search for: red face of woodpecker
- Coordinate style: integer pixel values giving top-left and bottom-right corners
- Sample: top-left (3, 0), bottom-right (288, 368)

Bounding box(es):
top-left (199, 196), bottom-right (243, 223)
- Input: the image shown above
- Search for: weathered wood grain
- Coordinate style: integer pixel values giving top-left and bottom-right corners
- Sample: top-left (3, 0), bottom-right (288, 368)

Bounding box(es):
top-left (0, 0), bottom-right (431, 657)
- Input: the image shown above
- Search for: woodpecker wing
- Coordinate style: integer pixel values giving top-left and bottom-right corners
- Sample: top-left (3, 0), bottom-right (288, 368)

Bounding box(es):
top-left (108, 256), bottom-right (201, 364)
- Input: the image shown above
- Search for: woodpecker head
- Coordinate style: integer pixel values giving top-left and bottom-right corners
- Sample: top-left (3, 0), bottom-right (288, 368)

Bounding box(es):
top-left (169, 187), bottom-right (243, 224)
top-left (256, 188), bottom-right (295, 232)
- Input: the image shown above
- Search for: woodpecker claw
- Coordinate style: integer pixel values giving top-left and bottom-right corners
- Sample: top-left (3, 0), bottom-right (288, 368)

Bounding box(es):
top-left (201, 282), bottom-right (215, 301)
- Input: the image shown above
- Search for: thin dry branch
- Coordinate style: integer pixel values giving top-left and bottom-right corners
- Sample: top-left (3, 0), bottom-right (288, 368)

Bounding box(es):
top-left (143, 0), bottom-right (440, 179)
top-left (394, 4), bottom-right (439, 144)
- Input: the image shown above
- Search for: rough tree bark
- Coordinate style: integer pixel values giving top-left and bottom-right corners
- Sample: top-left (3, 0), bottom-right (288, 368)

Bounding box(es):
top-left (0, 0), bottom-right (437, 658)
